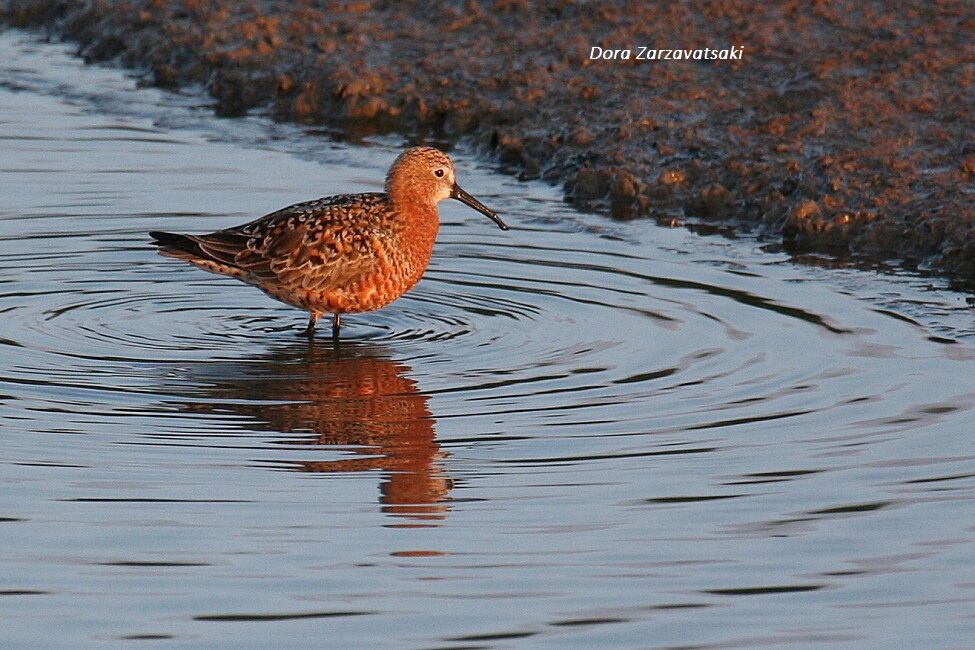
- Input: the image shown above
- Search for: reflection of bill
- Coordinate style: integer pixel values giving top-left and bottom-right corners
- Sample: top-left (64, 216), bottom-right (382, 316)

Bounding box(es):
top-left (177, 341), bottom-right (449, 522)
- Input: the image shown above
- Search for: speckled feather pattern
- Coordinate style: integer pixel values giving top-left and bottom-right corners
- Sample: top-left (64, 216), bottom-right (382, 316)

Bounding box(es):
top-left (168, 192), bottom-right (437, 315)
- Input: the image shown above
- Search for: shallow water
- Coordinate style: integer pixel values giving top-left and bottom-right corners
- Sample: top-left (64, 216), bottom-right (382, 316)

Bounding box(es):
top-left (2, 31), bottom-right (975, 648)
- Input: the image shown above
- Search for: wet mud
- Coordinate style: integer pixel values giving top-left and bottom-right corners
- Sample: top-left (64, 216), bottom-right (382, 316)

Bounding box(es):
top-left (5, 0), bottom-right (975, 279)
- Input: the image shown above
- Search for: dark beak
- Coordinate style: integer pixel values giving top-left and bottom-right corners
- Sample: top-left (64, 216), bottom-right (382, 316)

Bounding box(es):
top-left (451, 184), bottom-right (510, 231)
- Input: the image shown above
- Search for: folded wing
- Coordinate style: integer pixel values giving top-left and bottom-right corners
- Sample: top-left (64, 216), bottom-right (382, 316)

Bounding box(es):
top-left (151, 193), bottom-right (390, 294)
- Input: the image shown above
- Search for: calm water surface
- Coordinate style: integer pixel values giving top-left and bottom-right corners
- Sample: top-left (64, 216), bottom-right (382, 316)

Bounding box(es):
top-left (2, 32), bottom-right (974, 648)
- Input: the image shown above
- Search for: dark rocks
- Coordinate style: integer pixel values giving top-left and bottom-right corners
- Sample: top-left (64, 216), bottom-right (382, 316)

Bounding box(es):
top-left (609, 170), bottom-right (644, 219)
top-left (567, 167), bottom-right (611, 209)
top-left (688, 184), bottom-right (735, 220)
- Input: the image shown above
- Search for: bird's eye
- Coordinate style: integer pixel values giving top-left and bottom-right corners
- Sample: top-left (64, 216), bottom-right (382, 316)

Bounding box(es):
top-left (434, 169), bottom-right (445, 178)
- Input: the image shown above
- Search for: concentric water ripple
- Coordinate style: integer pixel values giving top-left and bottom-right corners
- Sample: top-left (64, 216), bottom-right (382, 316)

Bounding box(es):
top-left (2, 31), bottom-right (975, 648)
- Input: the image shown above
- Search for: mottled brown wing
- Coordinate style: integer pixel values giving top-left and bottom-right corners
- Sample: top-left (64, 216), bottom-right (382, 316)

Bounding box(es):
top-left (203, 193), bottom-right (391, 292)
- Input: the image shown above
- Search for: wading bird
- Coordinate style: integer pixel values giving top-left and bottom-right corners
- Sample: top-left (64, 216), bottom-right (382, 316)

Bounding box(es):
top-left (150, 147), bottom-right (509, 338)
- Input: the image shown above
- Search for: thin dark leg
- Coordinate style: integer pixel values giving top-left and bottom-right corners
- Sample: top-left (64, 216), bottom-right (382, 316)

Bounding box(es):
top-left (331, 313), bottom-right (341, 340)
top-left (305, 313), bottom-right (319, 337)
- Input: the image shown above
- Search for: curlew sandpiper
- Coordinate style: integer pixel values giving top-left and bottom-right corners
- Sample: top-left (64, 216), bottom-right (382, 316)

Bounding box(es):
top-left (150, 147), bottom-right (509, 338)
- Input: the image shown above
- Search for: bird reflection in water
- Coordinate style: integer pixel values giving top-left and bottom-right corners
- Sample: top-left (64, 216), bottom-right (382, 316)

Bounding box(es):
top-left (176, 340), bottom-right (449, 523)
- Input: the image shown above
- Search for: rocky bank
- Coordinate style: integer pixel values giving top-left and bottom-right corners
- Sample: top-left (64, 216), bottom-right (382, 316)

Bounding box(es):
top-left (4, 0), bottom-right (975, 279)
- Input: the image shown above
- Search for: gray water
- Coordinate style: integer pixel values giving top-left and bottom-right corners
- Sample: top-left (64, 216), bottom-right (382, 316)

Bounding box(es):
top-left (2, 31), bottom-right (974, 648)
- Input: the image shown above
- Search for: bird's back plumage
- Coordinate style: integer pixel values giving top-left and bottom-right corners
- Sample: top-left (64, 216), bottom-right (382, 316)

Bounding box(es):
top-left (150, 191), bottom-right (434, 315)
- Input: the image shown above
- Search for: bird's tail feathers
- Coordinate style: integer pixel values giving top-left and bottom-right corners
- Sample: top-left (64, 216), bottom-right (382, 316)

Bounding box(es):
top-left (149, 230), bottom-right (246, 279)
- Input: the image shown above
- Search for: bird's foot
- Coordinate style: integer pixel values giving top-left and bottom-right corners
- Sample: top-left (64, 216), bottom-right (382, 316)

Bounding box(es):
top-left (331, 313), bottom-right (341, 342)
top-left (303, 313), bottom-right (320, 338)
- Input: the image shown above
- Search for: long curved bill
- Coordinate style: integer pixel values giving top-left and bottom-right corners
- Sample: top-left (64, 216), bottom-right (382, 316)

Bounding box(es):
top-left (451, 184), bottom-right (510, 231)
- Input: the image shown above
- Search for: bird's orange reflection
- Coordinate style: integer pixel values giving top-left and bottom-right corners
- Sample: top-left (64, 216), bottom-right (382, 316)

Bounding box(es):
top-left (181, 340), bottom-right (449, 522)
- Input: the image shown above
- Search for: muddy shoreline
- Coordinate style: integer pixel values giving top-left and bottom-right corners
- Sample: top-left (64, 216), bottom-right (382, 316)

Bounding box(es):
top-left (5, 0), bottom-right (974, 281)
